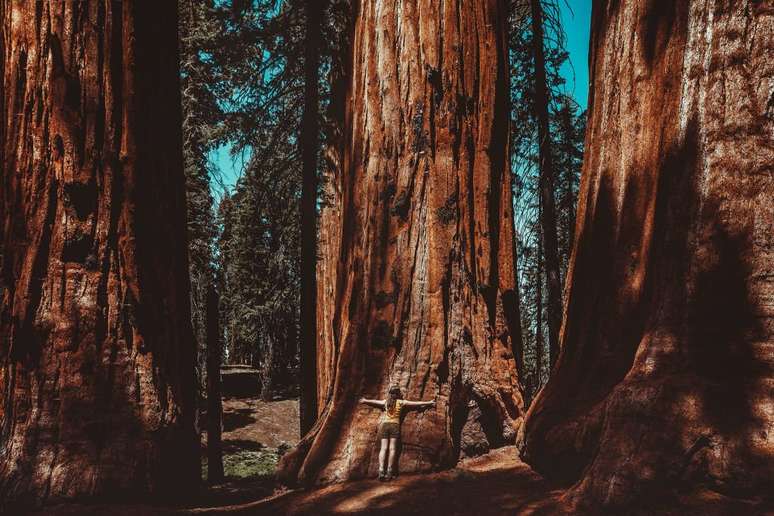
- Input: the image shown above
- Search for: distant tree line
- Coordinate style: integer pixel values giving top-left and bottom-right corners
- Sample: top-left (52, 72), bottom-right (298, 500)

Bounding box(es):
top-left (509, 0), bottom-right (586, 404)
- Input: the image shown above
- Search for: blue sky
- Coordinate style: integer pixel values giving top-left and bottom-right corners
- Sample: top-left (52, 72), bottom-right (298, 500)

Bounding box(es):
top-left (558, 0), bottom-right (592, 110)
top-left (209, 142), bottom-right (251, 198)
top-left (209, 0), bottom-right (592, 195)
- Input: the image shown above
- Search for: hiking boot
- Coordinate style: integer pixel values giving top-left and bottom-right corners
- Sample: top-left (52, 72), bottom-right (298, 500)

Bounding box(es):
top-left (386, 470), bottom-right (397, 481)
top-left (378, 471), bottom-right (387, 481)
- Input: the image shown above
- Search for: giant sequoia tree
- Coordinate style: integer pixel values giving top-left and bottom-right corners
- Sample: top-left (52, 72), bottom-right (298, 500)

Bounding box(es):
top-left (0, 1), bottom-right (198, 507)
top-left (280, 0), bottom-right (525, 485)
top-left (523, 0), bottom-right (773, 510)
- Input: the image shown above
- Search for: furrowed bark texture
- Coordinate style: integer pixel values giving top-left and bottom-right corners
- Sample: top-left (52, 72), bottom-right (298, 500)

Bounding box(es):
top-left (523, 0), bottom-right (774, 509)
top-left (0, 0), bottom-right (198, 508)
top-left (316, 154), bottom-right (342, 417)
top-left (280, 0), bottom-right (525, 485)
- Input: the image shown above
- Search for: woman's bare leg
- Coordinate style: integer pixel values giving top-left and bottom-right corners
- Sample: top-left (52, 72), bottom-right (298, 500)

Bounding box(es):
top-left (379, 438), bottom-right (389, 475)
top-left (388, 437), bottom-right (399, 476)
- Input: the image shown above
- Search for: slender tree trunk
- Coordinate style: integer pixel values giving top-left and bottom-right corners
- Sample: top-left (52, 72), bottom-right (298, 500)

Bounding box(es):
top-left (529, 0), bottom-right (562, 371)
top-left (535, 234), bottom-right (544, 390)
top-left (299, 0), bottom-right (325, 435)
top-left (279, 0), bottom-right (525, 486)
top-left (260, 333), bottom-right (275, 401)
top-left (508, 245), bottom-right (525, 378)
top-left (206, 285), bottom-right (224, 483)
top-left (0, 0), bottom-right (198, 509)
top-left (555, 99), bottom-right (578, 284)
top-left (559, 103), bottom-right (577, 258)
top-left (523, 0), bottom-right (773, 510)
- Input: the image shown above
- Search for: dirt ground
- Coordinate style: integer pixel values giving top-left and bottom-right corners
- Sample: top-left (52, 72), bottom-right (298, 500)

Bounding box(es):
top-left (32, 399), bottom-right (770, 515)
top-left (188, 446), bottom-right (566, 515)
top-left (36, 445), bottom-right (768, 515)
top-left (219, 396), bottom-right (300, 449)
top-left (34, 447), bottom-right (566, 516)
top-left (198, 397), bottom-right (300, 504)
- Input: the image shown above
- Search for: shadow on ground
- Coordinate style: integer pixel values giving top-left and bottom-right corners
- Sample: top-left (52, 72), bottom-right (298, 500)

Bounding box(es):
top-left (188, 447), bottom-right (565, 515)
top-left (32, 446), bottom-right (769, 516)
top-left (222, 439), bottom-right (265, 453)
top-left (222, 409), bottom-right (256, 432)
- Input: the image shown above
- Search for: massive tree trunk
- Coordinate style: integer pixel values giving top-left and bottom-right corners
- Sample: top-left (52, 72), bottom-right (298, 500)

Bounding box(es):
top-left (529, 0), bottom-right (562, 370)
top-left (0, 1), bottom-right (198, 509)
top-left (523, 0), bottom-right (773, 510)
top-left (279, 0), bottom-right (525, 486)
top-left (299, 0), bottom-right (325, 435)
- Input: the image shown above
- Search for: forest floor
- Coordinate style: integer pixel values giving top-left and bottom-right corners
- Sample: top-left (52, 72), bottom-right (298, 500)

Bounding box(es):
top-left (33, 398), bottom-right (769, 515)
top-left (196, 396), bottom-right (300, 506)
top-left (201, 396), bottom-right (299, 483)
top-left (189, 446), bottom-right (566, 515)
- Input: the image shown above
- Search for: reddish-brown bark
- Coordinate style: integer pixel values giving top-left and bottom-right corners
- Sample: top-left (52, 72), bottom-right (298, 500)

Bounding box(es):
top-left (316, 171), bottom-right (342, 417)
top-left (280, 0), bottom-right (525, 486)
top-left (523, 0), bottom-right (773, 510)
top-left (0, 0), bottom-right (198, 508)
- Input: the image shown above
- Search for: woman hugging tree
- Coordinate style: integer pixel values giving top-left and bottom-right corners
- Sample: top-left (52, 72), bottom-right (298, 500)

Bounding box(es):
top-left (360, 387), bottom-right (436, 481)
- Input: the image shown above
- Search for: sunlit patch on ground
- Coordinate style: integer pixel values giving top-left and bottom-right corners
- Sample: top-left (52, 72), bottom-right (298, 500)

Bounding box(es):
top-left (333, 485), bottom-right (402, 513)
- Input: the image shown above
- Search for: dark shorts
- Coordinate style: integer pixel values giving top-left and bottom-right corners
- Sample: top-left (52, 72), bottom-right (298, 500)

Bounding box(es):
top-left (378, 421), bottom-right (400, 440)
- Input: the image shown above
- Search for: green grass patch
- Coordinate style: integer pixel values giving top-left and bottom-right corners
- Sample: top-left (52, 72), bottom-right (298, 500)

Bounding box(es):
top-left (202, 448), bottom-right (281, 482)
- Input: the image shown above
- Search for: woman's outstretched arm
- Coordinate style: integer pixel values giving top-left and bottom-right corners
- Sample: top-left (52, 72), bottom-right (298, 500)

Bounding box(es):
top-left (360, 398), bottom-right (386, 409)
top-left (401, 399), bottom-right (436, 409)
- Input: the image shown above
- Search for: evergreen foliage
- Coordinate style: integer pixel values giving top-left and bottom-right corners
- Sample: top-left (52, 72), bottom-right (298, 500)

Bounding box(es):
top-left (209, 0), bottom-right (309, 398)
top-left (179, 0), bottom-right (221, 397)
top-left (509, 1), bottom-right (586, 403)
